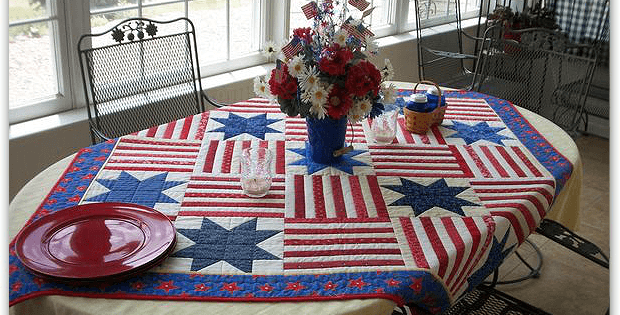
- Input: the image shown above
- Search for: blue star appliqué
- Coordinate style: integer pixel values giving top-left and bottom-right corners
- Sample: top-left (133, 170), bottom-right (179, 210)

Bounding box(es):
top-left (211, 113), bottom-right (281, 139)
top-left (288, 142), bottom-right (368, 174)
top-left (466, 228), bottom-right (516, 292)
top-left (383, 178), bottom-right (478, 216)
top-left (445, 121), bottom-right (513, 145)
top-left (87, 171), bottom-right (185, 208)
top-left (173, 218), bottom-right (281, 273)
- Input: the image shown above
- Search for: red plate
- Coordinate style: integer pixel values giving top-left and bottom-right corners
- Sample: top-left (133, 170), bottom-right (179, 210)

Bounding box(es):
top-left (15, 202), bottom-right (176, 281)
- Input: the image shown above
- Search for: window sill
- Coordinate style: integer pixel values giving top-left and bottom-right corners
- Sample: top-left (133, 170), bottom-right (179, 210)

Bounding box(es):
top-left (9, 17), bottom-right (484, 141)
top-left (8, 63), bottom-right (276, 141)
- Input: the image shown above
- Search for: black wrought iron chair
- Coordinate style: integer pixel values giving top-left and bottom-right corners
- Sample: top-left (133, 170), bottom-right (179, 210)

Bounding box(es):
top-left (471, 25), bottom-right (599, 133)
top-left (78, 17), bottom-right (223, 144)
top-left (413, 0), bottom-right (484, 89)
top-left (464, 24), bottom-right (610, 315)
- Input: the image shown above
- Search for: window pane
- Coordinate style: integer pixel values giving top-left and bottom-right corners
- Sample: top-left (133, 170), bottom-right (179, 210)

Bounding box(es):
top-left (90, 9), bottom-right (139, 38)
top-left (189, 0), bottom-right (227, 63)
top-left (9, 0), bottom-right (48, 23)
top-left (9, 21), bottom-right (57, 108)
top-left (408, 0), bottom-right (416, 23)
top-left (90, 0), bottom-right (138, 12)
top-left (289, 0), bottom-right (310, 33)
top-left (142, 2), bottom-right (185, 21)
top-left (289, 0), bottom-right (390, 36)
top-left (411, 0), bottom-right (457, 25)
top-left (144, 0), bottom-right (176, 4)
top-left (462, 0), bottom-right (480, 13)
top-left (229, 0), bottom-right (260, 58)
top-left (366, 0), bottom-right (391, 27)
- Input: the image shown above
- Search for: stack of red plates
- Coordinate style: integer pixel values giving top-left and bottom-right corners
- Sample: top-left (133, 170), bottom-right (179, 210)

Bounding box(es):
top-left (15, 202), bottom-right (177, 283)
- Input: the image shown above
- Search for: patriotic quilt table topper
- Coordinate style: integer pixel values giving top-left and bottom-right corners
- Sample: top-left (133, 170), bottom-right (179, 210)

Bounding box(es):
top-left (9, 91), bottom-right (572, 314)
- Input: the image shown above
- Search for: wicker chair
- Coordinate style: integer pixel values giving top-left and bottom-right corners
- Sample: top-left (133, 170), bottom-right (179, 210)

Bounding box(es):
top-left (78, 17), bottom-right (222, 144)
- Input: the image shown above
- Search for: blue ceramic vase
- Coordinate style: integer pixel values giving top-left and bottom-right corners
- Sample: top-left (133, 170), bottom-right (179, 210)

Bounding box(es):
top-left (305, 115), bottom-right (348, 164)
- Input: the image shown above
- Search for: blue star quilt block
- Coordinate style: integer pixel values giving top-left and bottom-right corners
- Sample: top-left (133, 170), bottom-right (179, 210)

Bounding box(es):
top-left (155, 217), bottom-right (283, 274)
top-left (205, 111), bottom-right (286, 141)
top-left (82, 170), bottom-right (190, 217)
top-left (440, 120), bottom-right (520, 147)
top-left (284, 141), bottom-right (375, 176)
top-left (378, 177), bottom-right (487, 218)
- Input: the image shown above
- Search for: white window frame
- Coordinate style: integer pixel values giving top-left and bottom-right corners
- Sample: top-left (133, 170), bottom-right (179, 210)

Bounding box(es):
top-left (8, 0), bottom-right (74, 125)
top-left (9, 0), bottom-right (485, 125)
top-left (400, 0), bottom-right (485, 32)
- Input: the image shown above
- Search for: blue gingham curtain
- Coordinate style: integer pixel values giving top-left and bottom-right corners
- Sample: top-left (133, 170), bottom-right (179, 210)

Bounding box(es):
top-left (548, 0), bottom-right (609, 64)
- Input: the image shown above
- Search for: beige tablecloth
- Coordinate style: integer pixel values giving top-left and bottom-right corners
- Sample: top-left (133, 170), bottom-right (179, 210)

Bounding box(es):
top-left (9, 82), bottom-right (581, 315)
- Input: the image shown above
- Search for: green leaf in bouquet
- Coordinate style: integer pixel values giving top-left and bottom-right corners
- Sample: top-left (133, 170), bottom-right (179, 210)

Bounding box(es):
top-left (278, 98), bottom-right (299, 117)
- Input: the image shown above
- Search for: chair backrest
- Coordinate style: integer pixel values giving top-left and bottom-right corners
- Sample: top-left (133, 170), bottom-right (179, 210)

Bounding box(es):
top-left (78, 17), bottom-right (205, 143)
top-left (472, 25), bottom-right (599, 132)
top-left (413, 0), bottom-right (482, 88)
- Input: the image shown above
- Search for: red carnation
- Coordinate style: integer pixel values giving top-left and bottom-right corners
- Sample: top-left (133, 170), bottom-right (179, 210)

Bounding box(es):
top-left (326, 84), bottom-right (353, 119)
top-left (345, 60), bottom-right (382, 97)
top-left (293, 27), bottom-right (313, 43)
top-left (319, 48), bottom-right (353, 76)
top-left (269, 65), bottom-right (298, 100)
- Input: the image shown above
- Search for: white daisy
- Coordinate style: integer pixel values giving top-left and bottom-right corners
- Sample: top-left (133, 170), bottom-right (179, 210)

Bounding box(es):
top-left (356, 98), bottom-right (373, 115)
top-left (381, 59), bottom-right (395, 82)
top-left (348, 98), bottom-right (372, 123)
top-left (310, 102), bottom-right (328, 120)
top-left (333, 29), bottom-right (349, 47)
top-left (253, 76), bottom-right (270, 98)
top-left (301, 89), bottom-right (314, 104)
top-left (287, 55), bottom-right (305, 78)
top-left (381, 83), bottom-right (397, 103)
top-left (262, 40), bottom-right (279, 58)
top-left (310, 85), bottom-right (330, 107)
top-left (348, 104), bottom-right (365, 123)
top-left (300, 67), bottom-right (320, 92)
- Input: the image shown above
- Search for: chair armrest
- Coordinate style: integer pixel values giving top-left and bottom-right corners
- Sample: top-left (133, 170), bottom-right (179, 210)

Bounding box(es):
top-left (201, 92), bottom-right (225, 108)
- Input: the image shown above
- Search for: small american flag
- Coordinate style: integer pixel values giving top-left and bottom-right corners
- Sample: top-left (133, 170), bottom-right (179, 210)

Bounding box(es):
top-left (274, 59), bottom-right (285, 82)
top-left (348, 0), bottom-right (370, 11)
top-left (342, 22), bottom-right (374, 44)
top-left (281, 37), bottom-right (302, 59)
top-left (362, 6), bottom-right (375, 19)
top-left (301, 1), bottom-right (318, 19)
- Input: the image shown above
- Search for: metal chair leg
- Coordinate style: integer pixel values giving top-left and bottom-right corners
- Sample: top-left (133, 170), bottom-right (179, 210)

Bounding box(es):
top-left (485, 238), bottom-right (543, 285)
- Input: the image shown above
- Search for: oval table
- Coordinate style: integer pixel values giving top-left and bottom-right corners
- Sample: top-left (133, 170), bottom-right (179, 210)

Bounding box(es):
top-left (9, 82), bottom-right (582, 315)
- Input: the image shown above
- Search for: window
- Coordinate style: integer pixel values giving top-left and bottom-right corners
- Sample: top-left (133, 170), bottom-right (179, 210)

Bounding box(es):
top-left (9, 0), bottom-right (482, 125)
top-left (88, 0), bottom-right (265, 77)
top-left (404, 0), bottom-right (482, 31)
top-left (289, 0), bottom-right (396, 38)
top-left (9, 0), bottom-right (72, 124)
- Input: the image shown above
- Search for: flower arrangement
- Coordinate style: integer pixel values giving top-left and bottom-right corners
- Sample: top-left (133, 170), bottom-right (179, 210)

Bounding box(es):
top-left (254, 0), bottom-right (396, 123)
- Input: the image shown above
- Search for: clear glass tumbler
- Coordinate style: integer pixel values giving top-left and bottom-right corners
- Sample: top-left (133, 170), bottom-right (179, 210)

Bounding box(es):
top-left (240, 147), bottom-right (273, 198)
top-left (370, 103), bottom-right (399, 144)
